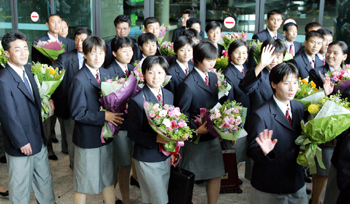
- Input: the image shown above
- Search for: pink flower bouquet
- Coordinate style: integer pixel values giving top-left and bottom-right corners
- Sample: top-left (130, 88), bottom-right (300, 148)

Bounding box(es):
top-left (33, 40), bottom-right (65, 61)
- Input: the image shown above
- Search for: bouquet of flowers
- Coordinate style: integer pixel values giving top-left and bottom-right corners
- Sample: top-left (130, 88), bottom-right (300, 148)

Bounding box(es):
top-left (31, 62), bottom-right (65, 121)
top-left (99, 74), bottom-right (141, 141)
top-left (144, 101), bottom-right (193, 157)
top-left (250, 39), bottom-right (262, 65)
top-left (160, 41), bottom-right (176, 56)
top-left (211, 68), bottom-right (231, 99)
top-left (294, 77), bottom-right (324, 108)
top-left (158, 24), bottom-right (167, 44)
top-left (219, 31), bottom-right (247, 51)
top-left (33, 40), bottom-right (65, 61)
top-left (195, 100), bottom-right (247, 143)
top-left (214, 50), bottom-right (229, 71)
top-left (295, 94), bottom-right (350, 174)
top-left (325, 67), bottom-right (350, 85)
top-left (0, 41), bottom-right (8, 68)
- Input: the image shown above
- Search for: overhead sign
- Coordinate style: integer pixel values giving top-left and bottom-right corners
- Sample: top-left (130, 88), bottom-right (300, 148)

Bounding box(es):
top-left (31, 11), bottom-right (39, 22)
top-left (224, 17), bottom-right (236, 29)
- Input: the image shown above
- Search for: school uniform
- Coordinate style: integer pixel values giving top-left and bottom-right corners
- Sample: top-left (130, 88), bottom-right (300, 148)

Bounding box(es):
top-left (127, 85), bottom-right (173, 204)
top-left (175, 68), bottom-right (225, 180)
top-left (104, 37), bottom-right (141, 67)
top-left (69, 65), bottom-right (114, 194)
top-left (171, 27), bottom-right (186, 42)
top-left (247, 96), bottom-right (307, 204)
top-left (217, 43), bottom-right (225, 57)
top-left (252, 29), bottom-right (285, 42)
top-left (335, 134), bottom-right (350, 204)
top-left (289, 51), bottom-right (323, 79)
top-left (309, 64), bottom-right (331, 89)
top-left (165, 59), bottom-right (194, 97)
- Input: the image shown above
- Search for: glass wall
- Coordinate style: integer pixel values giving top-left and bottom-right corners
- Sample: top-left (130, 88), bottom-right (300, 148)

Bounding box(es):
top-left (0, 0), bottom-right (12, 37)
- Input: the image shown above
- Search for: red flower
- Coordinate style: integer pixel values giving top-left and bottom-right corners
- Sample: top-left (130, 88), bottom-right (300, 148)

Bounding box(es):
top-left (222, 50), bottom-right (229, 58)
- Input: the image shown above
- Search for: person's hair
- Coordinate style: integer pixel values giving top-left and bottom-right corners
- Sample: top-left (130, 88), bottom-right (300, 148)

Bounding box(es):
top-left (182, 28), bottom-right (200, 40)
top-left (74, 27), bottom-right (92, 38)
top-left (317, 28), bottom-right (333, 37)
top-left (193, 41), bottom-right (218, 65)
top-left (46, 14), bottom-right (61, 23)
top-left (328, 41), bottom-right (348, 55)
top-left (2, 31), bottom-right (27, 51)
top-left (305, 31), bottom-right (324, 41)
top-left (111, 36), bottom-right (133, 52)
top-left (138, 33), bottom-right (157, 46)
top-left (186, 18), bottom-right (201, 29)
top-left (269, 62), bottom-right (299, 92)
top-left (82, 36), bottom-right (106, 55)
top-left (183, 9), bottom-right (196, 18)
top-left (61, 18), bottom-right (69, 27)
top-left (305, 22), bottom-right (322, 33)
top-left (143, 17), bottom-right (160, 29)
top-left (205, 21), bottom-right (222, 33)
top-left (141, 56), bottom-right (169, 76)
top-left (283, 22), bottom-right (298, 32)
top-left (228, 40), bottom-right (249, 60)
top-left (267, 9), bottom-right (283, 19)
top-left (174, 36), bottom-right (194, 53)
top-left (261, 38), bottom-right (287, 55)
top-left (113, 15), bottom-right (131, 27)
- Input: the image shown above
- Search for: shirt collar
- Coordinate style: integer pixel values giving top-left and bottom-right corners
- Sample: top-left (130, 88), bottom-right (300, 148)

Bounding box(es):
top-left (47, 32), bottom-right (59, 42)
top-left (273, 95), bottom-right (291, 118)
top-left (115, 60), bottom-right (128, 74)
top-left (267, 28), bottom-right (277, 39)
top-left (176, 59), bottom-right (188, 74)
top-left (230, 61), bottom-right (244, 72)
top-left (146, 85), bottom-right (162, 98)
top-left (305, 53), bottom-right (314, 63)
top-left (85, 64), bottom-right (99, 77)
top-left (194, 67), bottom-right (208, 82)
top-left (317, 53), bottom-right (325, 60)
top-left (285, 41), bottom-right (293, 47)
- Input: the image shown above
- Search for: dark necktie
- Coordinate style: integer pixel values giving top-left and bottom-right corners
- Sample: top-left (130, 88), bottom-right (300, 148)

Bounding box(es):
top-left (286, 108), bottom-right (292, 125)
top-left (205, 76), bottom-right (209, 88)
top-left (96, 71), bottom-right (100, 84)
top-left (23, 70), bottom-right (34, 100)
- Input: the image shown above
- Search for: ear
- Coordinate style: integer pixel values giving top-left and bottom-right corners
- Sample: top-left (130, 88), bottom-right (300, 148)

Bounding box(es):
top-left (283, 31), bottom-right (287, 36)
top-left (344, 54), bottom-right (348, 61)
top-left (46, 22), bottom-right (49, 29)
top-left (139, 45), bottom-right (143, 52)
top-left (271, 81), bottom-right (276, 90)
top-left (112, 51), bottom-right (117, 58)
top-left (4, 50), bottom-right (10, 59)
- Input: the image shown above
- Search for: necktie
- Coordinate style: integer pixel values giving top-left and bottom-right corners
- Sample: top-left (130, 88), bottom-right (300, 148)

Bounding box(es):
top-left (185, 67), bottom-right (189, 75)
top-left (286, 108), bottom-right (292, 125)
top-left (289, 44), bottom-right (294, 56)
top-left (273, 36), bottom-right (277, 40)
top-left (322, 59), bottom-right (326, 66)
top-left (242, 70), bottom-right (245, 76)
top-left (96, 71), bottom-right (100, 84)
top-left (23, 70), bottom-right (34, 100)
top-left (125, 68), bottom-right (129, 77)
top-left (205, 76), bottom-right (210, 88)
top-left (157, 94), bottom-right (162, 105)
top-left (310, 60), bottom-right (314, 68)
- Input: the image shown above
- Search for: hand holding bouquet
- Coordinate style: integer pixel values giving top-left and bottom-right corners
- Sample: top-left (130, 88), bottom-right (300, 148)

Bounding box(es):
top-left (33, 40), bottom-right (65, 61)
top-left (295, 77), bottom-right (324, 109)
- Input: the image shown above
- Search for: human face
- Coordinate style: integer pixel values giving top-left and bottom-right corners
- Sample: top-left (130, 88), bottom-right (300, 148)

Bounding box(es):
top-left (176, 44), bottom-right (193, 64)
top-left (144, 63), bottom-right (166, 91)
top-left (267, 52), bottom-right (284, 70)
top-left (139, 41), bottom-right (157, 57)
top-left (304, 37), bottom-right (323, 56)
top-left (197, 58), bottom-right (216, 73)
top-left (230, 46), bottom-right (248, 66)
top-left (191, 23), bottom-right (201, 33)
top-left (319, 34), bottom-right (333, 54)
top-left (181, 14), bottom-right (190, 27)
top-left (326, 44), bottom-right (347, 69)
top-left (266, 14), bottom-right (283, 32)
top-left (207, 27), bottom-right (221, 44)
top-left (84, 46), bottom-right (105, 70)
top-left (112, 46), bottom-right (133, 66)
top-left (271, 74), bottom-right (298, 106)
top-left (115, 22), bottom-right (131, 37)
top-left (59, 21), bottom-right (68, 38)
top-left (5, 39), bottom-right (29, 68)
top-left (145, 22), bottom-right (160, 38)
top-left (192, 37), bottom-right (200, 45)
top-left (283, 25), bottom-right (297, 42)
top-left (46, 15), bottom-right (62, 35)
top-left (75, 34), bottom-right (88, 53)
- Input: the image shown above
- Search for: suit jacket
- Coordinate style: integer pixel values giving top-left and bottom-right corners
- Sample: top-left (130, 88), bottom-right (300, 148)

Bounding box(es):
top-left (165, 60), bottom-right (194, 97)
top-left (309, 64), bottom-right (331, 89)
top-left (247, 97), bottom-right (305, 194)
top-left (69, 66), bottom-right (111, 148)
top-left (172, 27), bottom-right (186, 42)
top-left (107, 60), bottom-right (134, 79)
top-left (290, 51), bottom-right (323, 79)
top-left (32, 34), bottom-right (75, 65)
top-left (51, 49), bottom-right (80, 119)
top-left (217, 43), bottom-right (225, 57)
top-left (223, 63), bottom-right (250, 111)
top-left (293, 41), bottom-right (303, 55)
top-left (239, 68), bottom-right (273, 112)
top-left (104, 37), bottom-right (141, 67)
top-left (0, 64), bottom-right (47, 156)
top-left (175, 69), bottom-right (218, 142)
top-left (252, 29), bottom-right (285, 42)
top-left (335, 135), bottom-right (350, 204)
top-left (127, 85), bottom-right (173, 162)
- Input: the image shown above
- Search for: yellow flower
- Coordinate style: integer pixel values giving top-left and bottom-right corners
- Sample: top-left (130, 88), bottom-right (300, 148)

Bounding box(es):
top-left (48, 68), bottom-right (56, 75)
top-left (308, 104), bottom-right (320, 114)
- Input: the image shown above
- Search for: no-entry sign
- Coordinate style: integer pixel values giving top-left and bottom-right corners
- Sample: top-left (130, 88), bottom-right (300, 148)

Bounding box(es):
top-left (31, 12), bottom-right (39, 22)
top-left (224, 17), bottom-right (236, 29)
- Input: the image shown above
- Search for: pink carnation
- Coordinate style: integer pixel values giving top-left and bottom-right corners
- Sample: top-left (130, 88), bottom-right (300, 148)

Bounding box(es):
top-left (149, 112), bottom-right (155, 118)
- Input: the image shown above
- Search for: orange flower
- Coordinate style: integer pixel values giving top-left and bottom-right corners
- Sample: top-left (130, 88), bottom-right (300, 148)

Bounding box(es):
top-left (301, 79), bottom-right (308, 84)
top-left (47, 68), bottom-right (56, 75)
top-left (310, 81), bottom-right (316, 88)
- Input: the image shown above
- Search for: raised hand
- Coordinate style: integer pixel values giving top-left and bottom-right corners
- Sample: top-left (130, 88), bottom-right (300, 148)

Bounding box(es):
top-left (259, 44), bottom-right (276, 68)
top-left (323, 77), bottom-right (334, 96)
top-left (255, 129), bottom-right (277, 155)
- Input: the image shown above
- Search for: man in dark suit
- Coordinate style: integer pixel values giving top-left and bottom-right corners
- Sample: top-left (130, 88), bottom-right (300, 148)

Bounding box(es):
top-left (0, 31), bottom-right (55, 203)
top-left (317, 28), bottom-right (333, 66)
top-left (247, 62), bottom-right (307, 203)
top-left (104, 15), bottom-right (141, 67)
top-left (171, 9), bottom-right (196, 42)
top-left (252, 10), bottom-right (285, 42)
top-left (186, 17), bottom-right (205, 41)
top-left (283, 22), bottom-right (302, 57)
top-left (52, 27), bottom-right (92, 168)
top-left (289, 31), bottom-right (324, 79)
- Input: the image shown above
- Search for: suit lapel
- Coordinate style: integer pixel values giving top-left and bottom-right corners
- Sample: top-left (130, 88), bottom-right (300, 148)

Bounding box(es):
top-left (209, 72), bottom-right (218, 94)
top-left (269, 98), bottom-right (295, 132)
top-left (162, 88), bottom-right (172, 105)
top-left (143, 85), bottom-right (158, 104)
top-left (83, 66), bottom-right (100, 89)
top-left (192, 70), bottom-right (212, 93)
top-left (228, 63), bottom-right (244, 80)
top-left (301, 52), bottom-right (312, 72)
top-left (71, 52), bottom-right (80, 74)
top-left (100, 68), bottom-right (111, 82)
top-left (265, 29), bottom-right (271, 39)
top-left (174, 63), bottom-right (187, 80)
top-left (290, 100), bottom-right (301, 132)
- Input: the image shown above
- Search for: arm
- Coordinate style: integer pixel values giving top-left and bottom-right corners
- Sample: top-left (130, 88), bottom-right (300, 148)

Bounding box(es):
top-left (309, 68), bottom-right (324, 89)
top-left (52, 52), bottom-right (66, 71)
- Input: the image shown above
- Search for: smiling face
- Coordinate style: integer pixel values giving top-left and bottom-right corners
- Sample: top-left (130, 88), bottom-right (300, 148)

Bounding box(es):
top-left (145, 22), bottom-right (160, 38)
top-left (267, 52), bottom-right (284, 70)
top-left (176, 43), bottom-right (193, 64)
top-left (230, 46), bottom-right (248, 66)
top-left (271, 73), bottom-right (299, 105)
top-left (46, 15), bottom-right (62, 35)
top-left (326, 44), bottom-right (347, 69)
top-left (319, 34), bottom-right (333, 55)
top-left (112, 46), bottom-right (133, 66)
top-left (139, 41), bottom-right (157, 57)
top-left (207, 27), bottom-right (221, 44)
top-left (144, 63), bottom-right (166, 90)
top-left (84, 46), bottom-right (105, 70)
top-left (5, 39), bottom-right (29, 68)
top-left (59, 20), bottom-right (69, 38)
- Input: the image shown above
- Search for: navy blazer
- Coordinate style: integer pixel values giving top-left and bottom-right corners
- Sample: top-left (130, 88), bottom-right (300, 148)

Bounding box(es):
top-left (335, 135), bottom-right (350, 204)
top-left (69, 66), bottom-right (111, 148)
top-left (247, 97), bottom-right (305, 194)
top-left (104, 37), bottom-right (141, 67)
top-left (217, 43), bottom-right (225, 57)
top-left (223, 63), bottom-right (250, 111)
top-left (239, 68), bottom-right (273, 112)
top-left (32, 34), bottom-right (75, 65)
top-left (289, 51), bottom-right (323, 79)
top-left (309, 64), bottom-right (331, 89)
top-left (293, 41), bottom-right (303, 55)
top-left (252, 29), bottom-right (285, 42)
top-left (106, 60), bottom-right (134, 79)
top-left (127, 85), bottom-right (173, 162)
top-left (171, 27), bottom-right (186, 42)
top-left (0, 64), bottom-right (47, 156)
top-left (175, 69), bottom-right (218, 142)
top-left (51, 49), bottom-right (81, 119)
top-left (165, 60), bottom-right (194, 97)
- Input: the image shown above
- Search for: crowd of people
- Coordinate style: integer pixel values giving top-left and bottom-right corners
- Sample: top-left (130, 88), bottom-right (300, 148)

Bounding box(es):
top-left (0, 7), bottom-right (349, 204)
